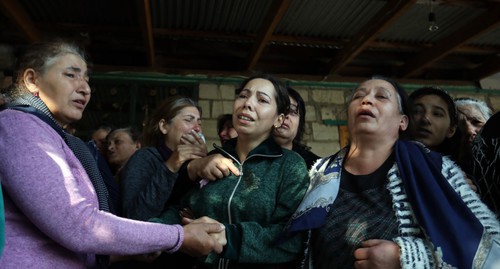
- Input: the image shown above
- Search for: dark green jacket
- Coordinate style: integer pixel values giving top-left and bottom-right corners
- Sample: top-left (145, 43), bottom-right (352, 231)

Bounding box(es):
top-left (153, 137), bottom-right (309, 268)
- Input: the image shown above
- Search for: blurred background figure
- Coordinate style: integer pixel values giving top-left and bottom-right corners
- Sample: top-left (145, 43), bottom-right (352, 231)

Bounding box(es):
top-left (274, 87), bottom-right (319, 169)
top-left (216, 113), bottom-right (237, 145)
top-left (106, 127), bottom-right (141, 176)
top-left (91, 124), bottom-right (113, 155)
top-left (0, 70), bottom-right (13, 107)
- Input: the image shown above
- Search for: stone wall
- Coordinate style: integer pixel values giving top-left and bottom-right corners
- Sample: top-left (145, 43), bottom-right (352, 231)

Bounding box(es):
top-left (198, 81), bottom-right (500, 158)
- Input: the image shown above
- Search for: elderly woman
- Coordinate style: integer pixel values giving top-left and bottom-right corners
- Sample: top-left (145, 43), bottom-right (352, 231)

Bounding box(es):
top-left (454, 98), bottom-right (493, 173)
top-left (0, 41), bottom-right (225, 268)
top-left (470, 111), bottom-right (500, 216)
top-left (106, 127), bottom-right (142, 175)
top-left (455, 97), bottom-right (492, 146)
top-left (284, 76), bottom-right (500, 269)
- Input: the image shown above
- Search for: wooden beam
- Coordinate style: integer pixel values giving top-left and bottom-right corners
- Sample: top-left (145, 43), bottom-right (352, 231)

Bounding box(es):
top-left (326, 0), bottom-right (417, 75)
top-left (245, 0), bottom-right (293, 70)
top-left (0, 0), bottom-right (41, 42)
top-left (399, 4), bottom-right (500, 78)
top-left (137, 0), bottom-right (155, 67)
top-left (468, 55), bottom-right (500, 80)
top-left (34, 22), bottom-right (497, 55)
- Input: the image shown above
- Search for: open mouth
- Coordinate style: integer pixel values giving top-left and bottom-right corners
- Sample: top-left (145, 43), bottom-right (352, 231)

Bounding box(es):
top-left (73, 99), bottom-right (86, 108)
top-left (238, 114), bottom-right (254, 121)
top-left (358, 109), bottom-right (375, 118)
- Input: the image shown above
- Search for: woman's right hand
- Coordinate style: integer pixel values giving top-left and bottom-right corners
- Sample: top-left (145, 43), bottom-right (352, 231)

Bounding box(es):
top-left (187, 154), bottom-right (240, 181)
top-left (354, 239), bottom-right (401, 269)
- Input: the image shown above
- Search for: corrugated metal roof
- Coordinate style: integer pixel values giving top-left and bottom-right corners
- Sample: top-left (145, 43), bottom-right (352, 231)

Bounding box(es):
top-left (1, 0), bottom-right (499, 82)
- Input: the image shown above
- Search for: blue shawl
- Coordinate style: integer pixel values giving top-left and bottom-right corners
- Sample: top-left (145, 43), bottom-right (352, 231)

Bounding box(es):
top-left (283, 140), bottom-right (484, 268)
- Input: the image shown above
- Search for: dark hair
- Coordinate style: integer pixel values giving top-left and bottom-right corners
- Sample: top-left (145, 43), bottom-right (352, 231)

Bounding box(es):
top-left (3, 69), bottom-right (13, 77)
top-left (287, 87), bottom-right (307, 146)
top-left (108, 127), bottom-right (141, 144)
top-left (9, 41), bottom-right (87, 99)
top-left (141, 96), bottom-right (200, 147)
top-left (236, 73), bottom-right (290, 116)
top-left (94, 124), bottom-right (113, 134)
top-left (408, 86), bottom-right (458, 127)
top-left (217, 114), bottom-right (233, 134)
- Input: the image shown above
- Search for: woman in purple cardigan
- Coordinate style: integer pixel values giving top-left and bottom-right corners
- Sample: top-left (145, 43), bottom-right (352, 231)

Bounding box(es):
top-left (0, 41), bottom-right (225, 268)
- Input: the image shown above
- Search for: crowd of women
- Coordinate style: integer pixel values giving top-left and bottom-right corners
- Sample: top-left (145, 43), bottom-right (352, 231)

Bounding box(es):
top-left (0, 40), bottom-right (499, 269)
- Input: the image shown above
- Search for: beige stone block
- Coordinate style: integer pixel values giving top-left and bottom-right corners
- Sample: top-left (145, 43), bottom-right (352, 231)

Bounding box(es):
top-left (306, 141), bottom-right (340, 158)
top-left (198, 100), bottom-right (210, 119)
top-left (201, 119), bottom-right (218, 140)
top-left (199, 83), bottom-right (220, 99)
top-left (220, 84), bottom-right (238, 100)
top-left (222, 101), bottom-right (234, 115)
top-left (205, 139), bottom-right (219, 151)
top-left (211, 101), bottom-right (234, 118)
top-left (296, 88), bottom-right (309, 102)
top-left (305, 105), bottom-right (317, 121)
top-left (312, 122), bottom-right (339, 141)
top-left (488, 95), bottom-right (500, 112)
top-left (321, 106), bottom-right (336, 121)
top-left (312, 89), bottom-right (345, 104)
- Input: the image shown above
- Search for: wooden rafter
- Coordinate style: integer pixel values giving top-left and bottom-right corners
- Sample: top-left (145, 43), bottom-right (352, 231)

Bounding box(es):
top-left (469, 55), bottom-right (500, 81)
top-left (0, 0), bottom-right (41, 42)
top-left (245, 0), bottom-right (293, 70)
top-left (326, 0), bottom-right (417, 76)
top-left (137, 0), bottom-right (155, 67)
top-left (399, 4), bottom-right (500, 78)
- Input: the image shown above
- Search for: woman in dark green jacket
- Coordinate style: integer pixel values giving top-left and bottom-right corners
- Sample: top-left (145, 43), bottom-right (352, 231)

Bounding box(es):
top-left (152, 73), bottom-right (309, 269)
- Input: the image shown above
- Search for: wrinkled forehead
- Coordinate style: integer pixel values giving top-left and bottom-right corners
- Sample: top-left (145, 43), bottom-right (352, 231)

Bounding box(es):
top-left (355, 79), bottom-right (397, 95)
top-left (458, 105), bottom-right (484, 119)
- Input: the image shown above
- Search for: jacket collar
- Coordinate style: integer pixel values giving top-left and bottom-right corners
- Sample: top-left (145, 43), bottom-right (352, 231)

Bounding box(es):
top-left (215, 136), bottom-right (283, 162)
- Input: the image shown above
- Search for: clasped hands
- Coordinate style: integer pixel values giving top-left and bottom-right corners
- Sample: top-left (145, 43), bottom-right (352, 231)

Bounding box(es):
top-left (180, 215), bottom-right (227, 257)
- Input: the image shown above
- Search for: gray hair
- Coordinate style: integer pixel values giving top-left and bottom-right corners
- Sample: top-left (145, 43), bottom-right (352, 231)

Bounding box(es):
top-left (454, 98), bottom-right (492, 121)
top-left (9, 41), bottom-right (87, 99)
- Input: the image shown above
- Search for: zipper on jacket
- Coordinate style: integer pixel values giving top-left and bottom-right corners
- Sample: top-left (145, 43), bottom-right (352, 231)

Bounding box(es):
top-left (212, 144), bottom-right (282, 224)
